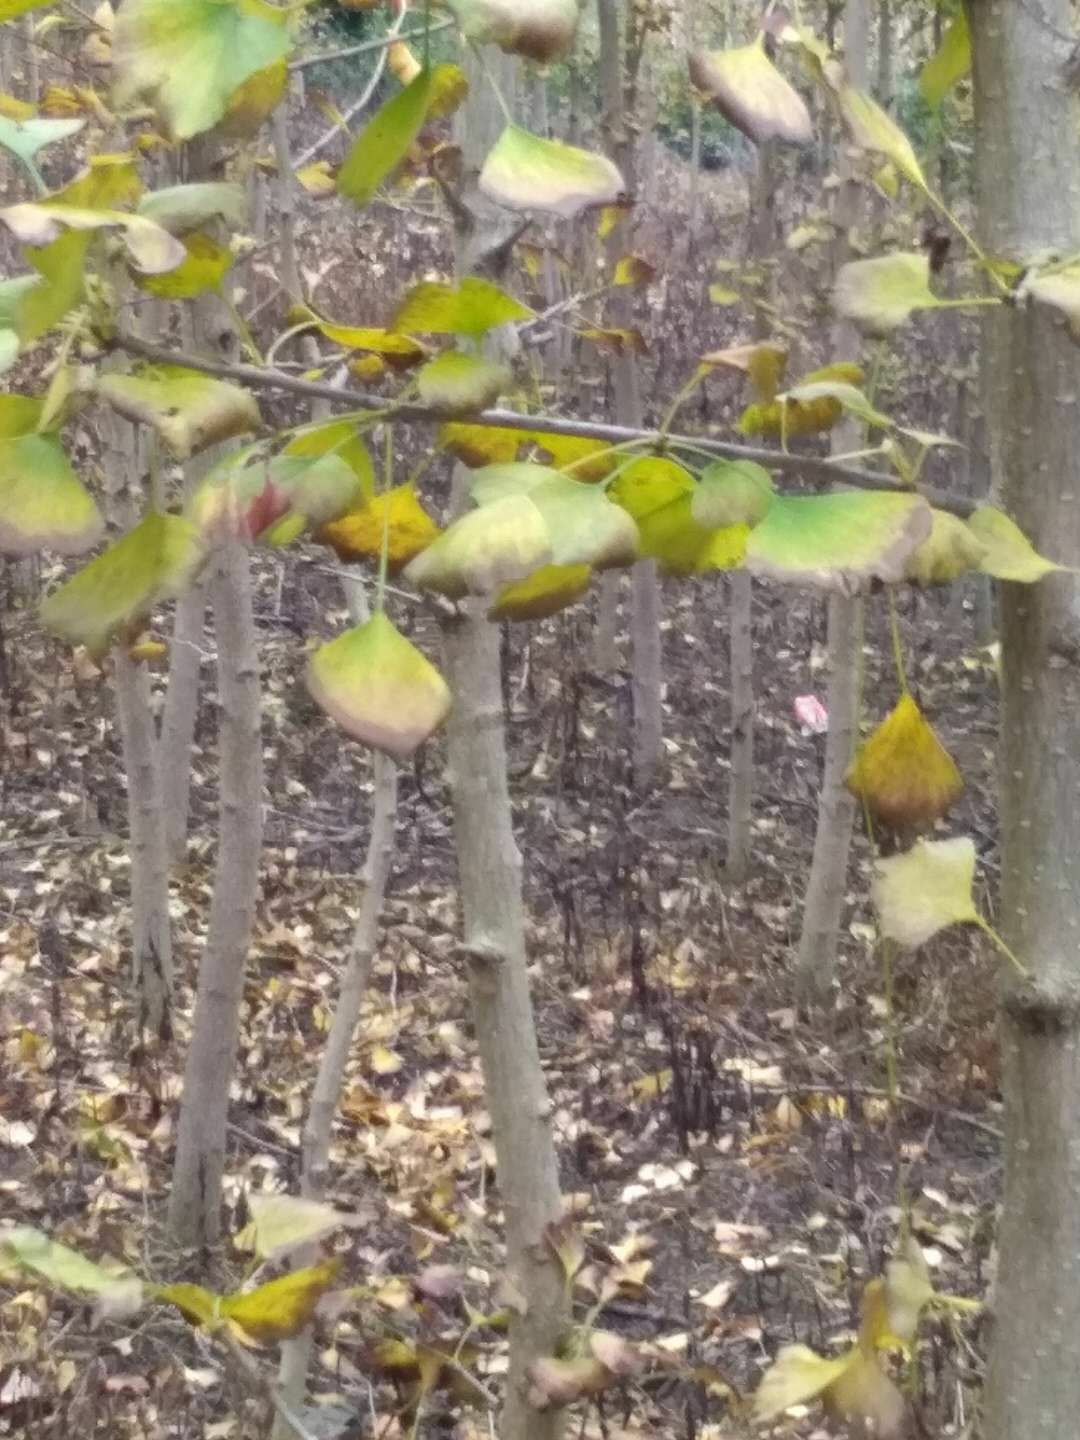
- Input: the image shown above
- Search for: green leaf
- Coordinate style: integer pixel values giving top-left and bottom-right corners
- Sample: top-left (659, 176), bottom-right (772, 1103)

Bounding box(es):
top-left (136, 181), bottom-right (248, 234)
top-left (416, 351), bottom-right (509, 415)
top-left (0, 330), bottom-right (16, 375)
top-left (479, 125), bottom-right (624, 218)
top-left (0, 393), bottom-right (42, 437)
top-left (834, 252), bottom-right (940, 335)
top-left (286, 418), bottom-right (375, 502)
top-left (190, 446), bottom-right (364, 545)
top-left (446, 0), bottom-right (578, 61)
top-left (0, 114), bottom-right (83, 180)
top-left (1, 1226), bottom-right (144, 1315)
top-left (405, 493), bottom-right (552, 597)
top-left (872, 836), bottom-right (979, 948)
top-left (337, 66), bottom-right (457, 207)
top-left (96, 367), bottom-right (260, 460)
top-left (392, 276), bottom-right (532, 335)
top-left (15, 229), bottom-right (89, 342)
top-left (838, 87), bottom-right (925, 189)
top-left (469, 461), bottom-right (639, 569)
top-left (0, 432), bottom-right (103, 556)
top-left (40, 511), bottom-right (207, 656)
top-left (920, 13), bottom-right (970, 110)
top-left (306, 612), bottom-right (451, 760)
top-left (691, 460), bottom-right (774, 529)
top-left (746, 491), bottom-right (932, 590)
top-left (689, 37), bottom-right (813, 146)
top-left (112, 0), bottom-right (290, 141)
top-left (966, 505), bottom-right (1065, 582)
top-left (0, 0), bottom-right (60, 16)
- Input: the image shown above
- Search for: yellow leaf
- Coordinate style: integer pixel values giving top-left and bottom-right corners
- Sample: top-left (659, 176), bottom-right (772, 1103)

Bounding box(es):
top-left (488, 562), bottom-right (592, 621)
top-left (872, 836), bottom-right (979, 949)
top-left (904, 507), bottom-right (987, 585)
top-left (316, 484), bottom-right (440, 570)
top-left (966, 505), bottom-right (1065, 582)
top-left (220, 1257), bottom-right (343, 1344)
top-left (846, 692), bottom-right (963, 827)
top-left (156, 1281), bottom-right (220, 1328)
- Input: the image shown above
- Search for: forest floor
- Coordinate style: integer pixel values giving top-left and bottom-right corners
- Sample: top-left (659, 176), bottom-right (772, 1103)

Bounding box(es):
top-left (0, 139), bottom-right (1001, 1440)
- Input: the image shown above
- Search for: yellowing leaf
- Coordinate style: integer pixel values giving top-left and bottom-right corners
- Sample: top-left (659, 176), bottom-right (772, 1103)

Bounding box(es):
top-left (306, 612), bottom-right (451, 760)
top-left (752, 1344), bottom-right (852, 1421)
top-left (838, 87), bottom-right (924, 189)
top-left (415, 350), bottom-right (508, 415)
top-left (967, 505), bottom-right (1065, 582)
top-left (691, 460), bottom-right (773, 529)
top-left (218, 56), bottom-right (287, 138)
top-left (41, 511), bottom-right (206, 656)
top-left (156, 1281), bottom-right (220, 1328)
top-left (746, 492), bottom-right (932, 590)
top-left (446, 0), bottom-right (579, 61)
top-left (316, 483), bottom-right (439, 570)
top-left (846, 693), bottom-right (963, 828)
top-left (834, 252), bottom-right (940, 335)
top-left (392, 276), bottom-right (532, 335)
top-left (479, 125), bottom-right (624, 218)
top-left (440, 421), bottom-right (525, 467)
top-left (236, 1195), bottom-right (366, 1263)
top-left (470, 462), bottom-right (639, 569)
top-left (112, 0), bottom-right (290, 142)
top-left (191, 447), bottom-right (364, 547)
top-left (404, 493), bottom-right (552, 598)
top-left (97, 366), bottom-right (259, 459)
top-left (872, 836), bottom-right (980, 949)
top-left (220, 1258), bottom-right (343, 1344)
top-left (488, 562), bottom-right (592, 621)
top-left (0, 432), bottom-right (103, 556)
top-left (0, 200), bottom-right (186, 274)
top-left (296, 160), bottom-right (336, 198)
top-left (530, 431), bottom-right (617, 478)
top-left (1, 1226), bottom-right (143, 1315)
top-left (904, 508), bottom-right (987, 585)
top-left (690, 37), bottom-right (813, 146)
top-left (613, 254), bottom-right (656, 287)
top-left (132, 231), bottom-right (232, 298)
top-left (883, 1235), bottom-right (935, 1347)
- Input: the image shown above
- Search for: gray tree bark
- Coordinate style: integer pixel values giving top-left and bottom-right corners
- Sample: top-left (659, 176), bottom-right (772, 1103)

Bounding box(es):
top-left (167, 542), bottom-right (264, 1247)
top-left (795, 0), bottom-right (869, 1005)
top-left (966, 3), bottom-right (1080, 1437)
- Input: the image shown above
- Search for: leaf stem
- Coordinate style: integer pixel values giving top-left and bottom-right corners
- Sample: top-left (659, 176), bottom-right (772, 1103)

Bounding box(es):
top-left (973, 915), bottom-right (1031, 979)
top-left (887, 588), bottom-right (908, 694)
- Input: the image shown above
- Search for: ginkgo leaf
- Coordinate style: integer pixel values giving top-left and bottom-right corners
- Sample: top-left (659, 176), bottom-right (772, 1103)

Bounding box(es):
top-left (780, 378), bottom-right (891, 430)
top-left (97, 367), bottom-right (260, 459)
top-left (905, 507), bottom-right (987, 585)
top-left (824, 1347), bottom-right (905, 1437)
top-left (746, 492), bottom-right (932, 590)
top-left (487, 562), bottom-right (592, 621)
top-left (416, 351), bottom-right (509, 415)
top-left (701, 339), bottom-right (788, 399)
top-left (11, 229), bottom-right (88, 343)
top-left (480, 125), bottom-right (624, 218)
top-left (392, 276), bottom-right (532, 335)
top-left (1023, 263), bottom-right (1080, 340)
top-left (468, 460), bottom-right (562, 506)
top-left (306, 613), bottom-right (451, 760)
top-left (338, 66), bottom-right (464, 206)
top-left (530, 431), bottom-right (618, 479)
top-left (217, 56), bottom-right (287, 138)
top-left (470, 462), bottom-right (640, 569)
top-left (691, 460), bottom-right (774, 529)
top-left (446, 0), bottom-right (579, 60)
top-left (190, 447), bottom-right (364, 546)
top-left (404, 493), bottom-right (552, 597)
top-left (316, 319), bottom-right (429, 363)
top-left (440, 421), bottom-right (525, 467)
top-left (286, 418), bottom-right (375, 500)
top-left (112, 0), bottom-right (290, 141)
top-left (220, 1258), bottom-right (343, 1345)
top-left (156, 1281), bottom-right (220, 1328)
top-left (966, 505), bottom-right (1064, 582)
top-left (752, 1344), bottom-right (852, 1421)
top-left (40, 511), bottom-right (207, 656)
top-left (0, 114), bottom-right (83, 182)
top-left (0, 200), bottom-right (186, 274)
top-left (1, 1226), bottom-right (143, 1315)
top-left (834, 252), bottom-right (940, 335)
top-left (872, 836), bottom-right (979, 949)
top-left (838, 87), bottom-right (925, 189)
top-left (920, 13), bottom-right (970, 109)
top-left (689, 37), bottom-right (813, 146)
top-left (847, 692), bottom-right (963, 827)
top-left (0, 432), bottom-right (103, 556)
top-left (136, 181), bottom-right (247, 233)
top-left (131, 231), bottom-right (232, 299)
top-left (316, 483), bottom-right (440, 570)
top-left (236, 1195), bottom-right (367, 1263)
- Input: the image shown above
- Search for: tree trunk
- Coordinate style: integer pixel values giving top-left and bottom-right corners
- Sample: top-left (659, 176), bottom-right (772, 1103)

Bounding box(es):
top-left (167, 542), bottom-right (263, 1248)
top-left (441, 51), bottom-right (567, 1440)
top-left (795, 0), bottom-right (869, 1006)
top-left (966, 4), bottom-right (1080, 1437)
top-left (595, 0), bottom-right (663, 789)
top-left (440, 610), bottom-right (566, 1440)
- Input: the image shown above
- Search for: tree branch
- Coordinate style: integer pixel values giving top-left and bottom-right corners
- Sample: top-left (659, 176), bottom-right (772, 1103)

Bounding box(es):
top-left (111, 334), bottom-right (975, 515)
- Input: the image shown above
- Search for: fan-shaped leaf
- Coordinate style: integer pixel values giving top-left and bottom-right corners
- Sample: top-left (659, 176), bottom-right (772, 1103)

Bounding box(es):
top-left (306, 612), bottom-right (451, 760)
top-left (220, 1258), bottom-right (343, 1344)
top-left (966, 505), bottom-right (1064, 582)
top-left (480, 125), bottom-right (624, 218)
top-left (0, 432), bottom-right (103, 556)
top-left (488, 562), bottom-right (592, 621)
top-left (834, 252), bottom-right (940, 335)
top-left (746, 491), bottom-right (932, 590)
top-left (97, 367), bottom-right (259, 459)
top-left (405, 493), bottom-right (551, 597)
top-left (392, 276), bottom-right (532, 335)
top-left (446, 0), bottom-right (578, 60)
top-left (872, 836), bottom-right (979, 948)
top-left (689, 37), bottom-right (812, 146)
top-left (316, 483), bottom-right (439, 569)
top-left (904, 508), bottom-right (986, 585)
top-left (847, 692), bottom-right (963, 827)
top-left (416, 351), bottom-right (509, 415)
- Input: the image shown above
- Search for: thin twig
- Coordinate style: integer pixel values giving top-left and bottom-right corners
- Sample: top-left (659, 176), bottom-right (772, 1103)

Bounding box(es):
top-left (111, 334), bottom-right (975, 514)
top-left (289, 18), bottom-right (456, 73)
top-left (294, 9), bottom-right (409, 168)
